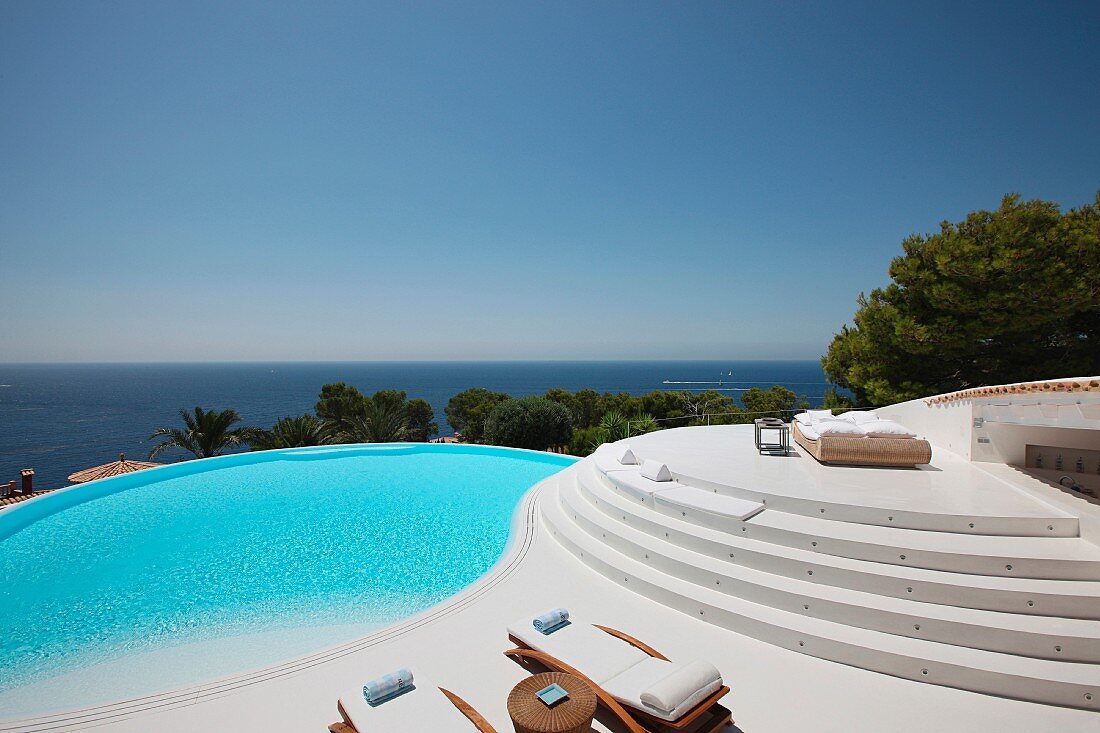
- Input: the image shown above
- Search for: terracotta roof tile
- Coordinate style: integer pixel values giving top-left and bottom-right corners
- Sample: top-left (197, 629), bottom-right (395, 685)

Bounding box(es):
top-left (67, 453), bottom-right (163, 484)
top-left (925, 378), bottom-right (1100, 405)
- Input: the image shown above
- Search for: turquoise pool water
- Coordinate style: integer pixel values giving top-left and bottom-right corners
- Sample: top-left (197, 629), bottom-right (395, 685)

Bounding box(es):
top-left (0, 444), bottom-right (574, 700)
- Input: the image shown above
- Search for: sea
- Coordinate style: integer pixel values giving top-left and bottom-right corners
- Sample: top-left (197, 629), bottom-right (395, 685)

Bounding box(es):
top-left (0, 360), bottom-right (832, 489)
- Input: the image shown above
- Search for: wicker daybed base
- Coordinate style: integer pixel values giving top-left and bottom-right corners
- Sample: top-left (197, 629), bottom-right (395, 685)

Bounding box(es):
top-left (792, 421), bottom-right (932, 467)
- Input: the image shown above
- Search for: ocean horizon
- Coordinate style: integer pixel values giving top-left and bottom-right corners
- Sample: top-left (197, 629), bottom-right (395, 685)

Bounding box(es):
top-left (0, 360), bottom-right (832, 489)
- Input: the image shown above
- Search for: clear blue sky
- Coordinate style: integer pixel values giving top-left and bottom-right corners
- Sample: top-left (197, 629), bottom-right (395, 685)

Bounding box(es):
top-left (1, 1), bottom-right (1097, 362)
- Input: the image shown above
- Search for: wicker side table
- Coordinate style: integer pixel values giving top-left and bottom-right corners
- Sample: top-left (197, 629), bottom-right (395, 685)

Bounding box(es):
top-left (507, 672), bottom-right (597, 733)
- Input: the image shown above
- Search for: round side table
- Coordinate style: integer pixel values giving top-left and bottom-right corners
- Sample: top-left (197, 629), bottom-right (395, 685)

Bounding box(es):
top-left (507, 672), bottom-right (597, 733)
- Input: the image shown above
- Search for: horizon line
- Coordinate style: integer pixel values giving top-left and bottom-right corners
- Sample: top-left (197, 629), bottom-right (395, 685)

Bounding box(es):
top-left (0, 357), bottom-right (826, 366)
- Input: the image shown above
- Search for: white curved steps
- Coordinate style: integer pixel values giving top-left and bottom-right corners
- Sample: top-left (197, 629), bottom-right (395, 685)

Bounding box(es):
top-left (602, 468), bottom-right (1100, 580)
top-left (577, 464), bottom-right (1100, 619)
top-left (561, 474), bottom-right (1100, 662)
top-left (541, 450), bottom-right (1100, 710)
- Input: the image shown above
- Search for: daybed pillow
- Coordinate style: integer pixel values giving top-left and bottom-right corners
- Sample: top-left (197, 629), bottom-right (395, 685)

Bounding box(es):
top-left (795, 422), bottom-right (820, 441)
top-left (848, 410), bottom-right (880, 425)
top-left (812, 420), bottom-right (866, 437)
top-left (793, 412), bottom-right (813, 425)
top-left (807, 409), bottom-right (835, 424)
top-left (862, 419), bottom-right (916, 438)
top-left (639, 660), bottom-right (723, 714)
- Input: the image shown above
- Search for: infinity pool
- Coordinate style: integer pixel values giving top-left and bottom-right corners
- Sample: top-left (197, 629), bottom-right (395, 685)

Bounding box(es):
top-left (0, 444), bottom-right (573, 709)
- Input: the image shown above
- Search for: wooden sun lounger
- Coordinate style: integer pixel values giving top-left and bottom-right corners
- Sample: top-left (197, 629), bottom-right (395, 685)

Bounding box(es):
top-left (506, 625), bottom-right (732, 733)
top-left (330, 687), bottom-right (497, 733)
top-left (793, 420), bottom-right (932, 467)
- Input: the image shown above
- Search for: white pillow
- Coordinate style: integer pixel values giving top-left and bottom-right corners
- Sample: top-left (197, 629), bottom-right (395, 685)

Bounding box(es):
top-left (813, 420), bottom-right (866, 437)
top-left (862, 419), bottom-right (916, 438)
top-left (640, 660), bottom-right (723, 714)
top-left (807, 409), bottom-right (835, 424)
top-left (793, 412), bottom-right (813, 425)
top-left (832, 413), bottom-right (857, 423)
top-left (618, 445), bottom-right (639, 465)
top-left (848, 410), bottom-right (880, 425)
top-left (640, 460), bottom-right (672, 482)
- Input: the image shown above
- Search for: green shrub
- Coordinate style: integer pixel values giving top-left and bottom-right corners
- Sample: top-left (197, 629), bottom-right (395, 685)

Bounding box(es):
top-left (483, 397), bottom-right (574, 451)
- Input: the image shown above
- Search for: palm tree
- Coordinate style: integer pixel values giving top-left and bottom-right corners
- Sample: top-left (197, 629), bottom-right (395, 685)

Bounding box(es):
top-left (148, 407), bottom-right (262, 460)
top-left (597, 410), bottom-right (629, 442)
top-left (628, 413), bottom-right (659, 435)
top-left (341, 400), bottom-right (411, 443)
top-left (251, 414), bottom-right (331, 450)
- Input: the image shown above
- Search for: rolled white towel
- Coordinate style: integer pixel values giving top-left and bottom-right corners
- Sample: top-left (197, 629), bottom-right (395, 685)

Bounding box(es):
top-left (533, 608), bottom-right (570, 634)
top-left (363, 668), bottom-right (414, 705)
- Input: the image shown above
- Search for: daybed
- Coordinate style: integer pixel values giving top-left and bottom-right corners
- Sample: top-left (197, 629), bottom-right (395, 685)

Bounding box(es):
top-left (792, 410), bottom-right (932, 468)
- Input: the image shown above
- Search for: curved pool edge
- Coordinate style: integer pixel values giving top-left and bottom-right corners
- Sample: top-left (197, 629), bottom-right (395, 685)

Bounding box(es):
top-left (0, 451), bottom-right (578, 728)
top-left (0, 442), bottom-right (576, 542)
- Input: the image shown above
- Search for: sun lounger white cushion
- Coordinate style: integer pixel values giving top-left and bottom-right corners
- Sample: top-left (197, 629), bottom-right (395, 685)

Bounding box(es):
top-left (813, 420), bottom-right (866, 436)
top-left (640, 460), bottom-right (672, 482)
top-left (861, 419), bottom-right (916, 438)
top-left (508, 618), bottom-right (649, 684)
top-left (338, 668), bottom-right (470, 731)
top-left (602, 657), bottom-right (723, 722)
top-left (656, 485), bottom-right (765, 521)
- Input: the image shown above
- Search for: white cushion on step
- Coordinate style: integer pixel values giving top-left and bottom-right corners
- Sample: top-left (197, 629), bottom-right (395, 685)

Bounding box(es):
top-left (608, 470), bottom-right (668, 500)
top-left (657, 485), bottom-right (765, 521)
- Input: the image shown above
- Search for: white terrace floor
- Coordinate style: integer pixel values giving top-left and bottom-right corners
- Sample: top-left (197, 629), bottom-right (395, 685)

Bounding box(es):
top-left (603, 425), bottom-right (1081, 534)
top-left (3, 426), bottom-right (1098, 732)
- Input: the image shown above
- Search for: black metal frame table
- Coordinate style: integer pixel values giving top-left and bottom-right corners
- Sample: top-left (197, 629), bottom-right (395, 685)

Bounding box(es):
top-left (754, 418), bottom-right (790, 455)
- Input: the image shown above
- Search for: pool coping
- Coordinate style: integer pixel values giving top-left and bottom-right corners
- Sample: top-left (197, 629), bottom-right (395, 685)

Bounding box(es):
top-left (0, 448), bottom-right (576, 732)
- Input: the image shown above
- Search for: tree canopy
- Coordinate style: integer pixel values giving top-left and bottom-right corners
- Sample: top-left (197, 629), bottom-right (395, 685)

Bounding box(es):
top-left (445, 388), bottom-right (510, 443)
top-left (314, 384), bottom-right (437, 442)
top-left (483, 396), bottom-right (574, 451)
top-left (823, 193), bottom-right (1100, 405)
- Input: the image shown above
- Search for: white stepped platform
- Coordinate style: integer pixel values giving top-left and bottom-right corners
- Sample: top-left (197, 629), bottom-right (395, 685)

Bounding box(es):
top-left (541, 483), bottom-right (1100, 710)
top-left (606, 468), bottom-right (766, 521)
top-left (559, 475), bottom-right (1100, 662)
top-left (602, 468), bottom-right (1100, 580)
top-left (602, 428), bottom-right (1080, 536)
top-left (576, 464), bottom-right (1100, 619)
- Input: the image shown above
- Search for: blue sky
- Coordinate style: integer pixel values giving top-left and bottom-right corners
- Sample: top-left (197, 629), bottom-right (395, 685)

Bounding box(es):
top-left (1, 1), bottom-right (1097, 362)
